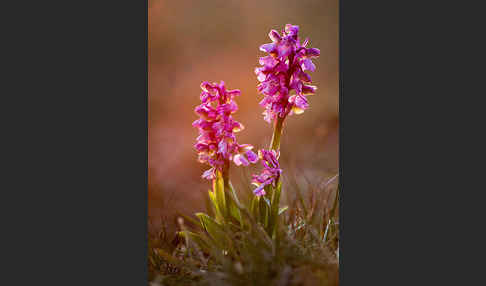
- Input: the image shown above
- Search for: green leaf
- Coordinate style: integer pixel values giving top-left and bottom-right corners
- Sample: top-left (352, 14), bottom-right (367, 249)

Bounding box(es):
top-left (250, 195), bottom-right (260, 222)
top-left (259, 191), bottom-right (269, 228)
top-left (268, 180), bottom-right (282, 237)
top-left (196, 212), bottom-right (227, 248)
top-left (253, 222), bottom-right (275, 254)
top-left (178, 230), bottom-right (211, 252)
top-left (226, 181), bottom-right (245, 227)
top-left (229, 199), bottom-right (243, 227)
top-left (208, 189), bottom-right (223, 222)
top-left (214, 171), bottom-right (227, 220)
top-left (176, 212), bottom-right (203, 230)
top-left (228, 181), bottom-right (243, 207)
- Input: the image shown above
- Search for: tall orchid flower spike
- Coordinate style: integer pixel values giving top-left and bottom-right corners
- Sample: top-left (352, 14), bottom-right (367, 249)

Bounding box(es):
top-left (193, 81), bottom-right (258, 179)
top-left (255, 24), bottom-right (320, 123)
top-left (251, 149), bottom-right (282, 196)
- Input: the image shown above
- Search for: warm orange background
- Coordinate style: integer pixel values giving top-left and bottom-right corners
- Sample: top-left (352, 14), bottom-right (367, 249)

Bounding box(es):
top-left (149, 0), bottom-right (339, 234)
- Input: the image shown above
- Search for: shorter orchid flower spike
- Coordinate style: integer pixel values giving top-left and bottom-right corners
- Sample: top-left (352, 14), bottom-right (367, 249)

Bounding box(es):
top-left (193, 81), bottom-right (258, 179)
top-left (251, 149), bottom-right (282, 196)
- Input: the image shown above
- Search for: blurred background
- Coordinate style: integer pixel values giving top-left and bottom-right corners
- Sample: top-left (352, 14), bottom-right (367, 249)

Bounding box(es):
top-left (149, 0), bottom-right (339, 235)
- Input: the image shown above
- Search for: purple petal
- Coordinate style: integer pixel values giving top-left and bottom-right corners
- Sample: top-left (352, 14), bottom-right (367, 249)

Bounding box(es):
top-left (260, 43), bottom-right (276, 53)
top-left (200, 81), bottom-right (219, 95)
top-left (290, 78), bottom-right (303, 93)
top-left (192, 118), bottom-right (202, 127)
top-left (238, 144), bottom-right (253, 151)
top-left (288, 95), bottom-right (297, 104)
top-left (246, 150), bottom-right (258, 163)
top-left (301, 58), bottom-right (316, 72)
top-left (262, 110), bottom-right (274, 123)
top-left (296, 70), bottom-right (312, 83)
top-left (195, 143), bottom-right (208, 152)
top-left (218, 102), bottom-right (238, 115)
top-left (218, 140), bottom-right (228, 155)
top-left (226, 89), bottom-right (241, 97)
top-left (232, 121), bottom-right (244, 132)
top-left (302, 38), bottom-right (309, 47)
top-left (259, 56), bottom-right (278, 68)
top-left (209, 158), bottom-right (224, 168)
top-left (284, 24), bottom-right (299, 36)
top-left (294, 95), bottom-right (308, 109)
top-left (202, 168), bottom-right (216, 180)
top-left (257, 72), bottom-right (267, 82)
top-left (258, 97), bottom-right (270, 107)
top-left (253, 184), bottom-right (266, 196)
top-left (218, 80), bottom-right (226, 90)
top-left (239, 155), bottom-right (249, 166)
top-left (305, 48), bottom-right (320, 57)
top-left (233, 154), bottom-right (249, 166)
top-left (276, 42), bottom-right (292, 58)
top-left (274, 62), bottom-right (288, 73)
top-left (269, 29), bottom-right (281, 42)
top-left (302, 85), bottom-right (317, 95)
top-left (199, 91), bottom-right (210, 103)
top-left (200, 81), bottom-right (211, 91)
top-left (198, 153), bottom-right (209, 164)
top-left (195, 104), bottom-right (217, 120)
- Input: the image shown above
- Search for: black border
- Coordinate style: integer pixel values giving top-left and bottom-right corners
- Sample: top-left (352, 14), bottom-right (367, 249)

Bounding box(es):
top-left (7, 0), bottom-right (466, 284)
top-left (5, 1), bottom-right (149, 284)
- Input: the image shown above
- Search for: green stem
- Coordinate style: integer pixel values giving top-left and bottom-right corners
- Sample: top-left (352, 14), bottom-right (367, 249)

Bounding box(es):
top-left (221, 164), bottom-right (245, 228)
top-left (222, 162), bottom-right (230, 219)
top-left (269, 116), bottom-right (285, 151)
top-left (267, 116), bottom-right (285, 236)
top-left (222, 163), bottom-right (230, 190)
top-left (212, 169), bottom-right (226, 223)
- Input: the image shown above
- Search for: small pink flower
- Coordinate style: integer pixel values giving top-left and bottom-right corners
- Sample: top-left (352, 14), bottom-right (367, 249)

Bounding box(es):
top-left (251, 149), bottom-right (282, 196)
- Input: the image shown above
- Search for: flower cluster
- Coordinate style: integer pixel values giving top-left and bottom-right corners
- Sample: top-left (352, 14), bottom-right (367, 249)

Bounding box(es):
top-left (251, 149), bottom-right (283, 196)
top-left (255, 24), bottom-right (320, 123)
top-left (193, 81), bottom-right (258, 180)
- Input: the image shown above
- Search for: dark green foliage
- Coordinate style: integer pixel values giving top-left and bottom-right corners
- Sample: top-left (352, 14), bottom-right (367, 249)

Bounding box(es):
top-left (148, 174), bottom-right (339, 286)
